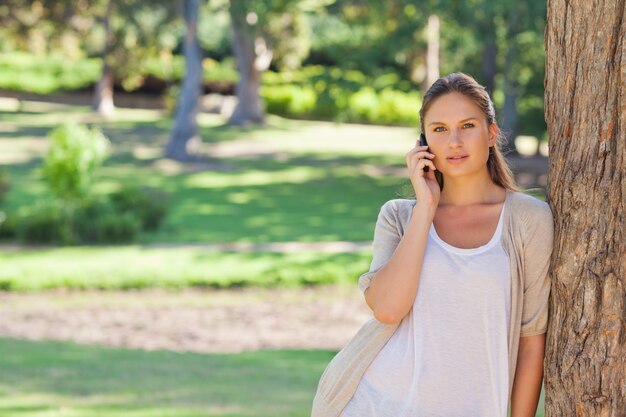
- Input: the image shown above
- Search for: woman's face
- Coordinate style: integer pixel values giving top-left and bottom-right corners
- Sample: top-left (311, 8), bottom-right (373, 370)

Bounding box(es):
top-left (423, 92), bottom-right (497, 179)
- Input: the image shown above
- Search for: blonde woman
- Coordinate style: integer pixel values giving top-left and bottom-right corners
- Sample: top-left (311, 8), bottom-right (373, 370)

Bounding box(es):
top-left (312, 72), bottom-right (553, 417)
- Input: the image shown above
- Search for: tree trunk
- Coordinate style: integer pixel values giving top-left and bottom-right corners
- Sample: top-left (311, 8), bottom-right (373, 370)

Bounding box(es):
top-left (228, 1), bottom-right (272, 126)
top-left (93, 63), bottom-right (115, 117)
top-left (544, 1), bottom-right (625, 416)
top-left (482, 35), bottom-right (497, 96)
top-left (501, 7), bottom-right (521, 156)
top-left (165, 0), bottom-right (203, 161)
top-left (92, 0), bottom-right (115, 117)
top-left (501, 61), bottom-right (519, 155)
top-left (422, 14), bottom-right (440, 92)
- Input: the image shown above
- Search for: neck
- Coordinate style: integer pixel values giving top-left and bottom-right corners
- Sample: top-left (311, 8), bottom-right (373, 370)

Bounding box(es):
top-left (438, 170), bottom-right (506, 206)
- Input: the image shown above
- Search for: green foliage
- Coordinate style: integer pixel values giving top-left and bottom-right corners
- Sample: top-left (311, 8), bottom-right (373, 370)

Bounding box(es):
top-left (43, 123), bottom-right (111, 203)
top-left (261, 84), bottom-right (317, 116)
top-left (0, 211), bottom-right (16, 241)
top-left (260, 65), bottom-right (421, 125)
top-left (15, 187), bottom-right (168, 245)
top-left (0, 52), bottom-right (101, 94)
top-left (0, 168), bottom-right (8, 206)
top-left (347, 87), bottom-right (420, 125)
top-left (16, 202), bottom-right (76, 244)
top-left (110, 185), bottom-right (170, 231)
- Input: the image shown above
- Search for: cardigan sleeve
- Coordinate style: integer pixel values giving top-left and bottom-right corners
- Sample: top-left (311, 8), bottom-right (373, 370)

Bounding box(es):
top-left (520, 200), bottom-right (554, 337)
top-left (357, 200), bottom-right (403, 293)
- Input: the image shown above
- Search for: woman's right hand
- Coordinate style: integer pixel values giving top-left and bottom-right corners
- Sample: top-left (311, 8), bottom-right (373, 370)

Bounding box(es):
top-left (405, 141), bottom-right (441, 210)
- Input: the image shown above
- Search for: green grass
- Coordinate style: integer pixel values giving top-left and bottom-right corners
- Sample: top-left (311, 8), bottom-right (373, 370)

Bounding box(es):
top-left (0, 247), bottom-right (370, 291)
top-left (0, 100), bottom-right (545, 291)
top-left (0, 338), bottom-right (546, 416)
top-left (0, 102), bottom-right (415, 244)
top-left (0, 337), bottom-right (334, 417)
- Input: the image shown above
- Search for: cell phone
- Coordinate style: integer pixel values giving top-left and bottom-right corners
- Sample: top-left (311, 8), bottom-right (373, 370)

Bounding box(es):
top-left (419, 133), bottom-right (429, 173)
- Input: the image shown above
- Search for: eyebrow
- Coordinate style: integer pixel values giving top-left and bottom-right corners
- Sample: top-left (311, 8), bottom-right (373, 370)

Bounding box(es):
top-left (428, 117), bottom-right (478, 127)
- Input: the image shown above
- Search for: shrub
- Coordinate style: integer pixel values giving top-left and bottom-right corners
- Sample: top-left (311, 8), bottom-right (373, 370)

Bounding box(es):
top-left (91, 211), bottom-right (141, 244)
top-left (15, 188), bottom-right (168, 245)
top-left (16, 203), bottom-right (75, 244)
top-left (0, 211), bottom-right (16, 241)
top-left (109, 186), bottom-right (169, 231)
top-left (261, 84), bottom-right (316, 117)
top-left (373, 89), bottom-right (421, 125)
top-left (348, 86), bottom-right (380, 122)
top-left (0, 168), bottom-right (9, 206)
top-left (43, 123), bottom-right (110, 204)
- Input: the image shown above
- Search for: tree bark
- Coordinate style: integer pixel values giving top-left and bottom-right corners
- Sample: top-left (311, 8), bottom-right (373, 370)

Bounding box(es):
top-left (165, 0), bottom-right (203, 161)
top-left (92, 0), bottom-right (115, 117)
top-left (422, 14), bottom-right (440, 92)
top-left (93, 63), bottom-right (115, 117)
top-left (482, 36), bottom-right (497, 97)
top-left (544, 1), bottom-right (625, 416)
top-left (501, 44), bottom-right (519, 155)
top-left (228, 1), bottom-right (272, 126)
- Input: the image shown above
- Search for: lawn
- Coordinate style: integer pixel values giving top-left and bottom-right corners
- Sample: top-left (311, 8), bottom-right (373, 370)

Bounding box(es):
top-left (0, 100), bottom-right (416, 244)
top-left (0, 337), bottom-right (334, 417)
top-left (0, 247), bottom-right (370, 291)
top-left (0, 99), bottom-right (545, 291)
top-left (0, 337), bottom-right (546, 417)
top-left (0, 99), bottom-right (412, 291)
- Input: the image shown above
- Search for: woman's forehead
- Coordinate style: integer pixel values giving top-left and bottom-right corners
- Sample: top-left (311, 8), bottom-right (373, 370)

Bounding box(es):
top-left (425, 93), bottom-right (484, 122)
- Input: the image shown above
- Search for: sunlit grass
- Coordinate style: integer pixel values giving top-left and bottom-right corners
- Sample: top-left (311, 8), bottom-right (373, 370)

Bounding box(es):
top-left (0, 246), bottom-right (371, 291)
top-left (0, 337), bottom-right (333, 417)
top-left (1, 103), bottom-right (412, 244)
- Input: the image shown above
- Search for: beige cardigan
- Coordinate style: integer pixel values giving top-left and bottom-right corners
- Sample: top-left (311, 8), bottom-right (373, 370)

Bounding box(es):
top-left (312, 190), bottom-right (554, 416)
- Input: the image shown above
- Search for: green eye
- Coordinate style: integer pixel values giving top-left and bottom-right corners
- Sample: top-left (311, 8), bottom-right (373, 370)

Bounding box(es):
top-left (433, 126), bottom-right (445, 132)
top-left (462, 123), bottom-right (475, 128)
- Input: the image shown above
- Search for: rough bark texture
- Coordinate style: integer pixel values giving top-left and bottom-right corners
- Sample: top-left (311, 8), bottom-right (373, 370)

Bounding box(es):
top-left (165, 0), bottom-right (202, 161)
top-left (544, 1), bottom-right (625, 416)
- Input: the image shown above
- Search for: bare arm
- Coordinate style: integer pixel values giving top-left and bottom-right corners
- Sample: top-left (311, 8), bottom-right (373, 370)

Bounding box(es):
top-left (364, 204), bottom-right (435, 324)
top-left (510, 333), bottom-right (546, 417)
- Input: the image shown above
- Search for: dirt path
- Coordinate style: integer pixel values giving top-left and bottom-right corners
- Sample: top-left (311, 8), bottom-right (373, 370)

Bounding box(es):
top-left (0, 285), bottom-right (371, 353)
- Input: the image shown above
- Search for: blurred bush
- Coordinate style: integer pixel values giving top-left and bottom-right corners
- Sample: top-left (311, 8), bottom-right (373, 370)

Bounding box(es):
top-left (16, 186), bottom-right (169, 245)
top-left (0, 168), bottom-right (8, 206)
top-left (43, 123), bottom-right (110, 204)
top-left (109, 185), bottom-right (169, 231)
top-left (260, 66), bottom-right (421, 125)
top-left (0, 52), bottom-right (101, 94)
top-left (8, 124), bottom-right (170, 245)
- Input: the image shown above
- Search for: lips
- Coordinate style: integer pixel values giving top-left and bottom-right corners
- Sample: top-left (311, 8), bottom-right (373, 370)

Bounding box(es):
top-left (446, 154), bottom-right (469, 161)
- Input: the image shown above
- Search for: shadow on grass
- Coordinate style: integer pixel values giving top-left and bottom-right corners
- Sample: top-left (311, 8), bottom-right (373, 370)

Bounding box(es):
top-left (0, 337), bottom-right (335, 417)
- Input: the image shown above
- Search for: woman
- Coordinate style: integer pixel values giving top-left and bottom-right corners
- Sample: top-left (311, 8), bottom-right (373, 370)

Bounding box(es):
top-left (312, 72), bottom-right (553, 417)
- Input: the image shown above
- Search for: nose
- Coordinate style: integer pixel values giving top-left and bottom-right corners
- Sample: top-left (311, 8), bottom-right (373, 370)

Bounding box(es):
top-left (447, 128), bottom-right (463, 148)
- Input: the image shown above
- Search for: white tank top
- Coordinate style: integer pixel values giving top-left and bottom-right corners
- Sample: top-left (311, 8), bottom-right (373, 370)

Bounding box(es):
top-left (341, 203), bottom-right (511, 417)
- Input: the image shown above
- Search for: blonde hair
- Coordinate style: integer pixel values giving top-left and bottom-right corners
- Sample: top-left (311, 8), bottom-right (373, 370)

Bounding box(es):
top-left (406, 72), bottom-right (519, 194)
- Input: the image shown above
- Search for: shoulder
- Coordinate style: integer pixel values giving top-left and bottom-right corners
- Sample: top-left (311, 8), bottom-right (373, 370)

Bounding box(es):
top-left (507, 191), bottom-right (554, 236)
top-left (379, 198), bottom-right (416, 217)
top-left (376, 198), bottom-right (417, 232)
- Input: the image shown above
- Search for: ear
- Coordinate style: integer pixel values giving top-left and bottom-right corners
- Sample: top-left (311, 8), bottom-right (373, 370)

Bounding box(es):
top-left (488, 124), bottom-right (499, 147)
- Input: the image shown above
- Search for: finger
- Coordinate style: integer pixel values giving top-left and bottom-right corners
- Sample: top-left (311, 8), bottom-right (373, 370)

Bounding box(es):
top-left (414, 159), bottom-right (437, 174)
top-left (406, 151), bottom-right (435, 161)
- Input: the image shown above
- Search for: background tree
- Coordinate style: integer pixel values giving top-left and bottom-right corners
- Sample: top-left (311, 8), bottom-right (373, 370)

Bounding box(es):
top-left (544, 1), bottom-right (624, 416)
top-left (166, 0), bottom-right (203, 161)
top-left (228, 0), bottom-right (311, 126)
top-left (90, 0), bottom-right (180, 116)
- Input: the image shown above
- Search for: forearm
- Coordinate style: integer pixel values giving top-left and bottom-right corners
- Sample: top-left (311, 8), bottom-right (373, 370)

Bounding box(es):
top-left (365, 206), bottom-right (435, 324)
top-left (510, 335), bottom-right (546, 417)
